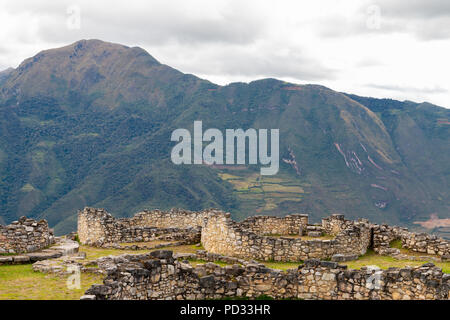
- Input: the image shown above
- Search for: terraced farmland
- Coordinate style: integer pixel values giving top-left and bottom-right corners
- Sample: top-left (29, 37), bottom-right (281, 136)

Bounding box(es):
top-left (218, 171), bottom-right (307, 219)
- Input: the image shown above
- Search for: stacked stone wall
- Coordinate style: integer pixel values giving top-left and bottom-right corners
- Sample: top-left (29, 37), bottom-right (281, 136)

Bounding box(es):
top-left (77, 208), bottom-right (111, 245)
top-left (372, 224), bottom-right (449, 258)
top-left (401, 232), bottom-right (450, 257)
top-left (0, 217), bottom-right (54, 254)
top-left (321, 214), bottom-right (368, 235)
top-left (84, 250), bottom-right (450, 300)
top-left (77, 207), bottom-right (449, 261)
top-left (127, 209), bottom-right (209, 229)
top-left (239, 214), bottom-right (309, 235)
top-left (77, 208), bottom-right (202, 246)
top-left (201, 211), bottom-right (371, 261)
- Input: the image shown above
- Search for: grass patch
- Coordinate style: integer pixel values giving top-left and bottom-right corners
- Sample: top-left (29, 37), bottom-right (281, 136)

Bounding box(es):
top-left (260, 260), bottom-right (302, 270)
top-left (218, 173), bottom-right (241, 180)
top-left (263, 194), bottom-right (303, 201)
top-left (300, 235), bottom-right (334, 241)
top-left (195, 243), bottom-right (205, 250)
top-left (345, 249), bottom-right (450, 273)
top-left (259, 250), bottom-right (450, 273)
top-left (0, 243), bottom-right (205, 300)
top-left (79, 244), bottom-right (202, 260)
top-left (259, 177), bottom-right (286, 184)
top-left (389, 239), bottom-right (402, 249)
top-left (0, 264), bottom-right (103, 300)
top-left (84, 263), bottom-right (98, 268)
top-left (78, 245), bottom-right (150, 260)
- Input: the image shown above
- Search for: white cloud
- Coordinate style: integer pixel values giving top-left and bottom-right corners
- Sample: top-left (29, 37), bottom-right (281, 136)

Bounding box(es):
top-left (0, 0), bottom-right (449, 108)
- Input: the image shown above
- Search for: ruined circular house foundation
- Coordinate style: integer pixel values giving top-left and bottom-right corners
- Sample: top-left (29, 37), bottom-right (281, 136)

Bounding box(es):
top-left (77, 207), bottom-right (378, 262)
top-left (201, 212), bottom-right (372, 261)
top-left (77, 207), bottom-right (449, 261)
top-left (77, 207), bottom-right (450, 301)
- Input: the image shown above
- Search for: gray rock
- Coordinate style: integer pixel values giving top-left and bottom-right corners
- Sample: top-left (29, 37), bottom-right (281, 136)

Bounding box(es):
top-left (150, 250), bottom-right (173, 260)
top-left (26, 251), bottom-right (62, 262)
top-left (199, 275), bottom-right (215, 288)
top-left (307, 231), bottom-right (323, 237)
top-left (0, 256), bottom-right (13, 264)
top-left (331, 254), bottom-right (358, 262)
top-left (13, 255), bottom-right (31, 263)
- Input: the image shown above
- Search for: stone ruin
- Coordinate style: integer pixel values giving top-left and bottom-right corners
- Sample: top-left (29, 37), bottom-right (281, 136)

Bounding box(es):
top-left (0, 217), bottom-right (80, 266)
top-left (77, 207), bottom-right (205, 247)
top-left (0, 216), bottom-right (54, 254)
top-left (372, 224), bottom-right (450, 258)
top-left (76, 207), bottom-right (450, 300)
top-left (77, 207), bottom-right (450, 262)
top-left (83, 250), bottom-right (450, 300)
top-left (1, 207), bottom-right (448, 300)
top-left (201, 212), bottom-right (371, 262)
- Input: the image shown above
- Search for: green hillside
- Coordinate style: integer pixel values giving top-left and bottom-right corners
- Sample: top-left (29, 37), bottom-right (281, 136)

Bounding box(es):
top-left (0, 39), bottom-right (448, 236)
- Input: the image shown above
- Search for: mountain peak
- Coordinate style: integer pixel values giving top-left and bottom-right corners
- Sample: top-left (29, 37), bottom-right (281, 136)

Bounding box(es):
top-left (65, 39), bottom-right (158, 62)
top-left (0, 39), bottom-right (173, 107)
top-left (16, 39), bottom-right (160, 71)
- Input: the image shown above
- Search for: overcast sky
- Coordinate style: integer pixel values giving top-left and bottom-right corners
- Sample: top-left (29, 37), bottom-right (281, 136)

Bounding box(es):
top-left (0, 0), bottom-right (449, 108)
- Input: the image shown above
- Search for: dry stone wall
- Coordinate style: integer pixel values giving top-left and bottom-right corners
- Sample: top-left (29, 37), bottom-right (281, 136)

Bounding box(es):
top-left (128, 209), bottom-right (209, 229)
top-left (402, 232), bottom-right (449, 257)
top-left (372, 224), bottom-right (407, 255)
top-left (77, 207), bottom-right (449, 262)
top-left (0, 217), bottom-right (54, 254)
top-left (77, 208), bottom-right (110, 245)
top-left (372, 224), bottom-right (450, 258)
top-left (77, 207), bottom-right (202, 246)
top-left (322, 214), bottom-right (355, 235)
top-left (83, 250), bottom-right (450, 300)
top-left (200, 211), bottom-right (371, 261)
top-left (239, 214), bottom-right (309, 235)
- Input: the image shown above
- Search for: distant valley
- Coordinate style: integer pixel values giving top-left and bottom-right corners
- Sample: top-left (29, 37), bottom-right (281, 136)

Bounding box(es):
top-left (0, 39), bottom-right (448, 238)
